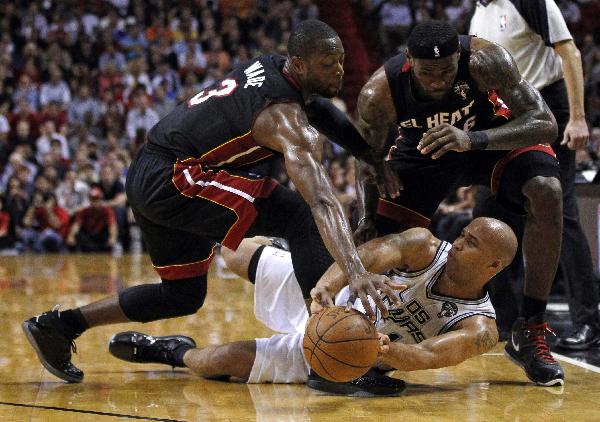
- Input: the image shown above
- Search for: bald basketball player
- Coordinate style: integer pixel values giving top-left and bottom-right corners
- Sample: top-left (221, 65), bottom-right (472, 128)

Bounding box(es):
top-left (109, 217), bottom-right (520, 395)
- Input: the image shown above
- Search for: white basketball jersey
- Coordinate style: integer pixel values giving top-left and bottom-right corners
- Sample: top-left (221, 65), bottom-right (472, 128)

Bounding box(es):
top-left (336, 241), bottom-right (496, 345)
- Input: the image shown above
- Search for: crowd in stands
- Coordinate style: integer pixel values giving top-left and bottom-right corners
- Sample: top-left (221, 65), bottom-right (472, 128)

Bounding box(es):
top-left (0, 0), bottom-right (598, 255)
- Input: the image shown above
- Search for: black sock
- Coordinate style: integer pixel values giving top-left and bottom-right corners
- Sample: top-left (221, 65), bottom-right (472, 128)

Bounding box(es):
top-left (247, 245), bottom-right (267, 284)
top-left (521, 296), bottom-right (547, 321)
top-left (172, 344), bottom-right (194, 368)
top-left (59, 309), bottom-right (89, 337)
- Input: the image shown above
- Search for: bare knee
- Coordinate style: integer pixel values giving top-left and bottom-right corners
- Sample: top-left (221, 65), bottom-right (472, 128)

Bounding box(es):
top-left (522, 176), bottom-right (563, 221)
top-left (221, 237), bottom-right (270, 280)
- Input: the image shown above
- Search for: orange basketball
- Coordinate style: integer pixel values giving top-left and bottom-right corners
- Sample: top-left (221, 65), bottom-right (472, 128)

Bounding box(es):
top-left (303, 306), bottom-right (380, 382)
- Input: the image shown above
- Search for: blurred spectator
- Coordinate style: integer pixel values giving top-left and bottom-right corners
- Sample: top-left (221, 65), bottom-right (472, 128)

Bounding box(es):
top-left (378, 0), bottom-right (413, 56)
top-left (99, 42), bottom-right (127, 73)
top-left (39, 65), bottom-right (71, 108)
top-left (56, 169), bottom-right (89, 216)
top-left (20, 191), bottom-right (69, 253)
top-left (153, 83), bottom-right (176, 119)
top-left (66, 186), bottom-right (117, 253)
top-left (68, 85), bottom-right (103, 130)
top-left (125, 88), bottom-right (159, 144)
top-left (35, 120), bottom-right (69, 164)
top-left (0, 195), bottom-right (15, 252)
top-left (12, 74), bottom-right (39, 112)
top-left (95, 164), bottom-right (129, 251)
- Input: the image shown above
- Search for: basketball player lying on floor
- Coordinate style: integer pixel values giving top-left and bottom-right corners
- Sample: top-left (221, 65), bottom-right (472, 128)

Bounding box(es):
top-left (109, 217), bottom-right (517, 395)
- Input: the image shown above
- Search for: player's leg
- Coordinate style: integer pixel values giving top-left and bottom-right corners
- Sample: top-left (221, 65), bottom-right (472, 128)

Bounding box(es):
top-left (249, 184), bottom-right (334, 297)
top-left (108, 331), bottom-right (309, 383)
top-left (22, 210), bottom-right (214, 383)
top-left (221, 237), bottom-right (272, 281)
top-left (490, 148), bottom-right (564, 386)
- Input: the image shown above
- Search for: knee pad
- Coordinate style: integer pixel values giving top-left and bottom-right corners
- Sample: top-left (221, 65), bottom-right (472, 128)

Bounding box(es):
top-left (119, 275), bottom-right (208, 322)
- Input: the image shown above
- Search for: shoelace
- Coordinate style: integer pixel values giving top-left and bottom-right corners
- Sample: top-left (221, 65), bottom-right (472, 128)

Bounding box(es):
top-left (524, 322), bottom-right (556, 363)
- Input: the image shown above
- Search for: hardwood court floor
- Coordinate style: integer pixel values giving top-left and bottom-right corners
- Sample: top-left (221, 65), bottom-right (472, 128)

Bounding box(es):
top-left (0, 254), bottom-right (599, 421)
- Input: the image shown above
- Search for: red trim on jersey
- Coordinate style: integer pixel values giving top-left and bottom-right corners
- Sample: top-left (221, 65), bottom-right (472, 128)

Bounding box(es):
top-left (401, 62), bottom-right (411, 73)
top-left (490, 144), bottom-right (556, 195)
top-left (172, 162), bottom-right (278, 249)
top-left (488, 90), bottom-right (512, 119)
top-left (376, 198), bottom-right (430, 228)
top-left (153, 245), bottom-right (217, 280)
top-left (196, 131), bottom-right (274, 168)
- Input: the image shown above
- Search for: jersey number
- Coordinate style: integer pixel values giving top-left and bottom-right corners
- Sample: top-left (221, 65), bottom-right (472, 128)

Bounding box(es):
top-left (188, 79), bottom-right (238, 107)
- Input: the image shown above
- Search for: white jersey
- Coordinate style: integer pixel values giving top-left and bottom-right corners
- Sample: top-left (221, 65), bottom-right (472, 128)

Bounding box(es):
top-left (469, 0), bottom-right (572, 90)
top-left (247, 244), bottom-right (496, 384)
top-left (335, 241), bottom-right (496, 345)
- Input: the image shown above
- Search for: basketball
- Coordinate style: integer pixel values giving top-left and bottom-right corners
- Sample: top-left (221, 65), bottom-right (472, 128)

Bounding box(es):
top-left (303, 306), bottom-right (380, 382)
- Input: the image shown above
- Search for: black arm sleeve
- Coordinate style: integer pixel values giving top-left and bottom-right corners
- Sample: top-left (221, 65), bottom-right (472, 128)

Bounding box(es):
top-left (511, 0), bottom-right (551, 46)
top-left (305, 97), bottom-right (370, 158)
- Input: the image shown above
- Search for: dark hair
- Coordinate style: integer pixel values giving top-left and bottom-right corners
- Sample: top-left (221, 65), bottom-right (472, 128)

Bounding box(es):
top-left (407, 20), bottom-right (459, 59)
top-left (287, 19), bottom-right (338, 58)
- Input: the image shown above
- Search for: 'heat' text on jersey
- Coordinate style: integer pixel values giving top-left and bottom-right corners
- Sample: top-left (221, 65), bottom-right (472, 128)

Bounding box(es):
top-left (399, 99), bottom-right (476, 131)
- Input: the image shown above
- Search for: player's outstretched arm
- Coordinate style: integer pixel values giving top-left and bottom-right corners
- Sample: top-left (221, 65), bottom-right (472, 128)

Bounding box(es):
top-left (379, 315), bottom-right (498, 371)
top-left (469, 38), bottom-right (558, 150)
top-left (253, 103), bottom-right (401, 319)
top-left (310, 228), bottom-right (437, 313)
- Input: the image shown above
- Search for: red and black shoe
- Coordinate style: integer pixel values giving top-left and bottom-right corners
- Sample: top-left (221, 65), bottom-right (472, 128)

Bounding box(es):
top-left (504, 317), bottom-right (564, 386)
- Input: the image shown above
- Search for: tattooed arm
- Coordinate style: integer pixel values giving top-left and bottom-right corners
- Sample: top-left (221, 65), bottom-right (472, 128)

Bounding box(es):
top-left (379, 315), bottom-right (498, 371)
top-left (468, 37), bottom-right (557, 149)
top-left (418, 38), bottom-right (558, 158)
top-left (354, 67), bottom-right (400, 243)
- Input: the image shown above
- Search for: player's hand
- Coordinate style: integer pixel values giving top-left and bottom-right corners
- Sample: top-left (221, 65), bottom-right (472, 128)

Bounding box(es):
top-left (377, 333), bottom-right (390, 357)
top-left (373, 161), bottom-right (402, 198)
top-left (353, 217), bottom-right (378, 245)
top-left (346, 272), bottom-right (406, 320)
top-left (561, 118), bottom-right (589, 150)
top-left (309, 285), bottom-right (334, 314)
top-left (418, 123), bottom-right (471, 159)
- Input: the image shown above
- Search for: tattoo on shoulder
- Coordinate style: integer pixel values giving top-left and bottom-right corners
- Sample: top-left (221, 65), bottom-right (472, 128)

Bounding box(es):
top-left (474, 330), bottom-right (496, 352)
top-left (470, 43), bottom-right (520, 92)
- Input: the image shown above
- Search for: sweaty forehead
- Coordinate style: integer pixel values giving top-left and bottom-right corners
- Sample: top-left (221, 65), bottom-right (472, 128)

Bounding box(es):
top-left (314, 37), bottom-right (344, 55)
top-left (413, 55), bottom-right (457, 69)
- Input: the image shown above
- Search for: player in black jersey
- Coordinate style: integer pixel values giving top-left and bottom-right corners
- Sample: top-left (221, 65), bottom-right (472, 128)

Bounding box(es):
top-left (353, 21), bottom-right (564, 386)
top-left (21, 19), bottom-right (403, 383)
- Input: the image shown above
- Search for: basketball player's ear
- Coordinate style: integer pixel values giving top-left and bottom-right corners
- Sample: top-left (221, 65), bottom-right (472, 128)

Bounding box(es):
top-left (489, 259), bottom-right (502, 272)
top-left (290, 56), bottom-right (306, 79)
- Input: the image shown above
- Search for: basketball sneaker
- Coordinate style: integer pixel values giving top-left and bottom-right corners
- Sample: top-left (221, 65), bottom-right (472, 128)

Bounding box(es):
top-left (504, 317), bottom-right (564, 386)
top-left (22, 307), bottom-right (83, 383)
top-left (109, 331), bottom-right (196, 368)
top-left (306, 369), bottom-right (406, 397)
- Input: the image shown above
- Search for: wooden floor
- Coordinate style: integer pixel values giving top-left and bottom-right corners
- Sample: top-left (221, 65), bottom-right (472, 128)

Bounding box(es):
top-left (1, 254), bottom-right (599, 421)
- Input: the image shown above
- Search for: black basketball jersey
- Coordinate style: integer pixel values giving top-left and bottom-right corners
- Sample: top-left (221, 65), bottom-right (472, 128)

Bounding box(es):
top-left (384, 35), bottom-right (511, 150)
top-left (147, 54), bottom-right (303, 169)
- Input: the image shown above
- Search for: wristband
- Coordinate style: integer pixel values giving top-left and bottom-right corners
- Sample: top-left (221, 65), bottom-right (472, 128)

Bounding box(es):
top-left (468, 131), bottom-right (489, 150)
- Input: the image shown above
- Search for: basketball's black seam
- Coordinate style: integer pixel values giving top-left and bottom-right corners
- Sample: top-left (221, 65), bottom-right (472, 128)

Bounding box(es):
top-left (317, 337), bottom-right (379, 344)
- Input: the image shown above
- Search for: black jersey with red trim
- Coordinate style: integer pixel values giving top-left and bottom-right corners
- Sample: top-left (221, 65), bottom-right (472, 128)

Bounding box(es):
top-left (147, 54), bottom-right (303, 169)
top-left (384, 35), bottom-right (511, 150)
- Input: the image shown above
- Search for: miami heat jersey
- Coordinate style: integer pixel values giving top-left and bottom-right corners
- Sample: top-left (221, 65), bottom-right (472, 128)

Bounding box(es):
top-left (148, 54), bottom-right (303, 169)
top-left (384, 35), bottom-right (510, 150)
top-left (335, 241), bottom-right (496, 345)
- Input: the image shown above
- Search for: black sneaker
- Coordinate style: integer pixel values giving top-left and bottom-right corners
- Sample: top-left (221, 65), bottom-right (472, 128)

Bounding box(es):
top-left (108, 331), bottom-right (196, 368)
top-left (504, 317), bottom-right (564, 386)
top-left (306, 369), bottom-right (406, 397)
top-left (557, 324), bottom-right (600, 350)
top-left (22, 307), bottom-right (83, 383)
